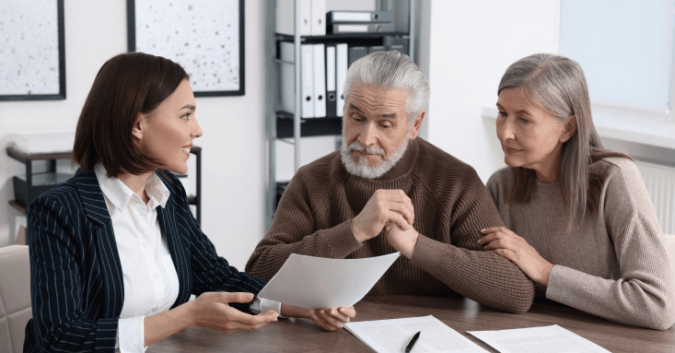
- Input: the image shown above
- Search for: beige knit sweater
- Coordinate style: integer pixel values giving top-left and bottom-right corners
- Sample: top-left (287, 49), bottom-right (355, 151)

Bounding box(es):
top-left (487, 157), bottom-right (675, 329)
top-left (246, 138), bottom-right (535, 313)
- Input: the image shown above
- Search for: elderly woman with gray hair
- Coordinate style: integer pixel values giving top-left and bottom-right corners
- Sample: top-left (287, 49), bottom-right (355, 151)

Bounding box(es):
top-left (479, 53), bottom-right (675, 330)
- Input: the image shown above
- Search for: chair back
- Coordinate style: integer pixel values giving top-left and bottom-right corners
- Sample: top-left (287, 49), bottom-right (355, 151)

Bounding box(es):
top-left (0, 245), bottom-right (32, 353)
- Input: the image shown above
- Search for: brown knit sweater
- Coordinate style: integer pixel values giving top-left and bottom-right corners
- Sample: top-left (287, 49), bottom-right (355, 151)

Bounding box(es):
top-left (246, 138), bottom-right (535, 313)
top-left (487, 158), bottom-right (675, 330)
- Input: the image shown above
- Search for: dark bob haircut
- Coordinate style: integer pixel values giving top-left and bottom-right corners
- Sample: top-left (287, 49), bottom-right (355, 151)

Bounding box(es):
top-left (72, 52), bottom-right (189, 177)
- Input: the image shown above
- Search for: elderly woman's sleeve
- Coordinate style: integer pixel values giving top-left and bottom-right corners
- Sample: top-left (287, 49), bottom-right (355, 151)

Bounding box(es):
top-left (546, 160), bottom-right (675, 330)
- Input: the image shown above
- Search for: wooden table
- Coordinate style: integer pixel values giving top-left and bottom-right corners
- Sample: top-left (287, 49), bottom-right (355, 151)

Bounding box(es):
top-left (147, 295), bottom-right (675, 353)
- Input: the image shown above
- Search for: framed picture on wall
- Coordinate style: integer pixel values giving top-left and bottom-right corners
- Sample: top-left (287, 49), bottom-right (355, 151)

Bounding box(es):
top-left (0, 0), bottom-right (66, 101)
top-left (127, 0), bottom-right (245, 97)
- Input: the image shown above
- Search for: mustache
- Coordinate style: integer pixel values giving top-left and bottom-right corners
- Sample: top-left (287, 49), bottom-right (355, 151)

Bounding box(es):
top-left (347, 142), bottom-right (385, 157)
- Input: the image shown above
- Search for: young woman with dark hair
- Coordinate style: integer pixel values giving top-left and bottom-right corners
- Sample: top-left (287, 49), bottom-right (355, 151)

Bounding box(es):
top-left (24, 52), bottom-right (354, 353)
top-left (479, 53), bottom-right (675, 330)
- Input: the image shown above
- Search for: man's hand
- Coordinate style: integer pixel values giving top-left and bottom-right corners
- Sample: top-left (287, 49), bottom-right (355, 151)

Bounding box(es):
top-left (309, 306), bottom-right (356, 331)
top-left (383, 223), bottom-right (419, 259)
top-left (351, 190), bottom-right (415, 243)
top-left (280, 304), bottom-right (356, 331)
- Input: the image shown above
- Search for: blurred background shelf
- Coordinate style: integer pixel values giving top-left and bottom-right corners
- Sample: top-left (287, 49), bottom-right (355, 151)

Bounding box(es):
top-left (6, 146), bottom-right (203, 224)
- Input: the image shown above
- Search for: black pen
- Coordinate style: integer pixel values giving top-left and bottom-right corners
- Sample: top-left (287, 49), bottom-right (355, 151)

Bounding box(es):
top-left (405, 331), bottom-right (421, 353)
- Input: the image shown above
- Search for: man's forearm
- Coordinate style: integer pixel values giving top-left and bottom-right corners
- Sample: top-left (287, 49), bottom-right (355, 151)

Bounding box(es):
top-left (411, 234), bottom-right (535, 313)
top-left (246, 220), bottom-right (362, 280)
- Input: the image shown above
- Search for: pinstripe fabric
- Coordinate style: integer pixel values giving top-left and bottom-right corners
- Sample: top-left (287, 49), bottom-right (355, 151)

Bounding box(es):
top-left (24, 168), bottom-right (267, 352)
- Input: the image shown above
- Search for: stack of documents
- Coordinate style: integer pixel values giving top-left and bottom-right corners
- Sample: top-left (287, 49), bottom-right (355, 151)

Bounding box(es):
top-left (258, 253), bottom-right (399, 310)
top-left (345, 315), bottom-right (489, 353)
top-left (11, 131), bottom-right (75, 154)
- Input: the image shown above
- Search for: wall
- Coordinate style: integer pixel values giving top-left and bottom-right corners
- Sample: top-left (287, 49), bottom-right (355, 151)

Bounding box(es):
top-left (426, 0), bottom-right (560, 182)
top-left (0, 1), bottom-right (268, 269)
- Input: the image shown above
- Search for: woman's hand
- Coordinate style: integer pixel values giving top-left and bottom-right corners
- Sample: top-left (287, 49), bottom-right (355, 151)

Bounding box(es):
top-left (478, 227), bottom-right (554, 286)
top-left (187, 292), bottom-right (278, 334)
top-left (281, 303), bottom-right (356, 331)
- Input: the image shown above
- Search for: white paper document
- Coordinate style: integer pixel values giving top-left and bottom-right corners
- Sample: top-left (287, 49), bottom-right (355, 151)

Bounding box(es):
top-left (467, 325), bottom-right (610, 353)
top-left (344, 315), bottom-right (489, 353)
top-left (257, 252), bottom-right (399, 310)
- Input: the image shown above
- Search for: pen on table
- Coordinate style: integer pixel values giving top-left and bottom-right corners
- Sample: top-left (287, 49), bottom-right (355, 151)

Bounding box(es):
top-left (405, 331), bottom-right (420, 353)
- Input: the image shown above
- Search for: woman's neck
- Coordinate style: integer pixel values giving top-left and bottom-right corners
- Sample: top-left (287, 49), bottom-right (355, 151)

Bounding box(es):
top-left (117, 170), bottom-right (154, 204)
top-left (534, 149), bottom-right (561, 183)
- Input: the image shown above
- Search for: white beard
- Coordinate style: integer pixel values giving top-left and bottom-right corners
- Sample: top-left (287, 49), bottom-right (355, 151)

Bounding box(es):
top-left (340, 129), bottom-right (411, 179)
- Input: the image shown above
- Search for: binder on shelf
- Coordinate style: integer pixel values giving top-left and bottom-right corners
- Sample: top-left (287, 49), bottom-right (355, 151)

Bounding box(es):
top-left (329, 23), bottom-right (396, 34)
top-left (384, 36), bottom-right (410, 56)
top-left (301, 44), bottom-right (314, 118)
top-left (279, 42), bottom-right (295, 115)
top-left (312, 43), bottom-right (326, 118)
top-left (276, 0), bottom-right (311, 36)
top-left (327, 11), bottom-right (394, 24)
top-left (336, 43), bottom-right (348, 117)
top-left (325, 44), bottom-right (337, 117)
top-left (310, 0), bottom-right (326, 36)
top-left (348, 46), bottom-right (368, 67)
top-left (279, 42), bottom-right (315, 118)
top-left (389, 44), bottom-right (407, 56)
top-left (368, 46), bottom-right (386, 54)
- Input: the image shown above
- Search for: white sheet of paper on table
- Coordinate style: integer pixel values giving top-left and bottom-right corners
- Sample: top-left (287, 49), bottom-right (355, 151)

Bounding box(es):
top-left (257, 252), bottom-right (400, 310)
top-left (467, 324), bottom-right (611, 353)
top-left (344, 315), bottom-right (490, 353)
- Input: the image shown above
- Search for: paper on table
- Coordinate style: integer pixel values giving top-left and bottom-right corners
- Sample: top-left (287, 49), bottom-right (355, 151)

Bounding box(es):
top-left (257, 252), bottom-right (399, 310)
top-left (467, 325), bottom-right (611, 353)
top-left (344, 315), bottom-right (489, 353)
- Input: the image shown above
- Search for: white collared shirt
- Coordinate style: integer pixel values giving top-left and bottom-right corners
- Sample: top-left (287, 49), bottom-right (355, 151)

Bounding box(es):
top-left (94, 165), bottom-right (280, 353)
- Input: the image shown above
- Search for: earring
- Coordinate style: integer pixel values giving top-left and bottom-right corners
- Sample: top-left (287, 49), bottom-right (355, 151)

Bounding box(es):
top-left (561, 138), bottom-right (565, 142)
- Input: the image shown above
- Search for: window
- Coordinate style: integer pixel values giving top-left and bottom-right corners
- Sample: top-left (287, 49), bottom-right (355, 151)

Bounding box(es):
top-left (559, 0), bottom-right (675, 115)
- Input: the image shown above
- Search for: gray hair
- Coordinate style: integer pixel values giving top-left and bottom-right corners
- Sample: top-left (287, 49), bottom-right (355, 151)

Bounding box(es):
top-left (498, 53), bottom-right (630, 230)
top-left (343, 51), bottom-right (430, 123)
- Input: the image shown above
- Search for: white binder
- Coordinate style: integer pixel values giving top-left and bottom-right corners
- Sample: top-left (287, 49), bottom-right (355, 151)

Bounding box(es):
top-left (276, 0), bottom-right (311, 36)
top-left (280, 42), bottom-right (314, 118)
top-left (279, 42), bottom-right (295, 115)
top-left (310, 0), bottom-right (326, 36)
top-left (336, 43), bottom-right (348, 117)
top-left (312, 44), bottom-right (326, 118)
top-left (301, 44), bottom-right (314, 118)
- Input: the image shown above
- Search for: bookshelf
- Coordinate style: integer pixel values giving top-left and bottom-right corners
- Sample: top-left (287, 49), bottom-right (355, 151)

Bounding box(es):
top-left (265, 0), bottom-right (417, 228)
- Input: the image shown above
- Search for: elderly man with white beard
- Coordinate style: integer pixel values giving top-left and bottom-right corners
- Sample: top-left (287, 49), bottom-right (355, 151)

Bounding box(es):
top-left (246, 51), bottom-right (535, 319)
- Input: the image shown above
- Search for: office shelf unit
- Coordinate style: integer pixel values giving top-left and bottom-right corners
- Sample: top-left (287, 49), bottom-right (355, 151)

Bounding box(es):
top-left (7, 146), bottom-right (203, 224)
top-left (265, 0), bottom-right (417, 228)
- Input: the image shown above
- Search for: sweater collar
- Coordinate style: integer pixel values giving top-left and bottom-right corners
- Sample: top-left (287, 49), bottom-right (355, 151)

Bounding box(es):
top-left (341, 137), bottom-right (421, 182)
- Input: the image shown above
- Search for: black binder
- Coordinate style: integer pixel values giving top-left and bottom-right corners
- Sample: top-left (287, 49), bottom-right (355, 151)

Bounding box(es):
top-left (325, 43), bottom-right (338, 117)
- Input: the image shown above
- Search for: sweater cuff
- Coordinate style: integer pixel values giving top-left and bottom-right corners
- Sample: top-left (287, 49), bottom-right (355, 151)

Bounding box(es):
top-left (326, 219), bottom-right (363, 258)
top-left (545, 264), bottom-right (577, 304)
top-left (410, 234), bottom-right (446, 278)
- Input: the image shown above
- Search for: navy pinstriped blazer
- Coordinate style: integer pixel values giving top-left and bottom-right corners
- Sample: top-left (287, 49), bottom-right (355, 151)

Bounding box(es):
top-left (24, 168), bottom-right (267, 352)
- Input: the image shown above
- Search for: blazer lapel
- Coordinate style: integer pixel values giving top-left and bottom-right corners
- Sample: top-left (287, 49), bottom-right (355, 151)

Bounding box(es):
top-left (157, 195), bottom-right (192, 308)
top-left (73, 168), bottom-right (125, 318)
